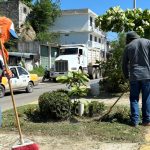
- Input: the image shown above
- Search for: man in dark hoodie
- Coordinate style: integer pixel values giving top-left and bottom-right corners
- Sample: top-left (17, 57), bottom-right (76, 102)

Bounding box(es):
top-left (122, 31), bottom-right (150, 127)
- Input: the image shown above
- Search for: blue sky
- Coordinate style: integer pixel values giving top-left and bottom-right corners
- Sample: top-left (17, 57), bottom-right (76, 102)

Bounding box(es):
top-left (60, 0), bottom-right (150, 15)
top-left (60, 0), bottom-right (150, 41)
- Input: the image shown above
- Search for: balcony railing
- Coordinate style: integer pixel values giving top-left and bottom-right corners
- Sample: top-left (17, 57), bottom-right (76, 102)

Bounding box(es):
top-left (87, 41), bottom-right (104, 49)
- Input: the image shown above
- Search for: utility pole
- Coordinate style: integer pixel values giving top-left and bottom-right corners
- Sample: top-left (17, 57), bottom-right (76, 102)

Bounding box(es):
top-left (133, 0), bottom-right (136, 9)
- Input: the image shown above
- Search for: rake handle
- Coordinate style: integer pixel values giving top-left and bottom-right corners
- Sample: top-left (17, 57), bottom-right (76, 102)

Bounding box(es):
top-left (0, 39), bottom-right (24, 144)
top-left (99, 90), bottom-right (127, 121)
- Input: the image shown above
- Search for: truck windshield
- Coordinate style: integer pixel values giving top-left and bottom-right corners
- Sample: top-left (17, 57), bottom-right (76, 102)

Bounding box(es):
top-left (60, 48), bottom-right (78, 55)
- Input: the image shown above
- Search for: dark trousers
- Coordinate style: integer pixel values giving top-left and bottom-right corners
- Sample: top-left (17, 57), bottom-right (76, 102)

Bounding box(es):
top-left (130, 80), bottom-right (150, 125)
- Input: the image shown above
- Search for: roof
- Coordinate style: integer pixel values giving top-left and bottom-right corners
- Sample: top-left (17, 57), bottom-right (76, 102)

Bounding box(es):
top-left (62, 8), bottom-right (98, 17)
top-left (9, 52), bottom-right (36, 58)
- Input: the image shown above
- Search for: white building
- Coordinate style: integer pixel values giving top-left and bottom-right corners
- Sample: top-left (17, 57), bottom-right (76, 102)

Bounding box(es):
top-left (49, 8), bottom-right (107, 60)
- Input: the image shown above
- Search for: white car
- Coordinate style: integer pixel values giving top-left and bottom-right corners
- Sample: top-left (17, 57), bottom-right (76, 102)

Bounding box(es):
top-left (0, 66), bottom-right (39, 97)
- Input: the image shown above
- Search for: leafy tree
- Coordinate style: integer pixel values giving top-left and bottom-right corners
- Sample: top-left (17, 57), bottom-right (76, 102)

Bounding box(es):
top-left (95, 6), bottom-right (150, 38)
top-left (100, 33), bottom-right (128, 93)
top-left (36, 32), bottom-right (60, 43)
top-left (96, 6), bottom-right (150, 92)
top-left (21, 0), bottom-right (33, 7)
top-left (56, 71), bottom-right (90, 116)
top-left (56, 71), bottom-right (90, 98)
top-left (28, 0), bottom-right (61, 34)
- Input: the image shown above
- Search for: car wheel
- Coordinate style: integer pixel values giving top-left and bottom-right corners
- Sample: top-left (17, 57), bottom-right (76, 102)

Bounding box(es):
top-left (0, 85), bottom-right (5, 98)
top-left (42, 76), bottom-right (45, 82)
top-left (26, 82), bottom-right (33, 93)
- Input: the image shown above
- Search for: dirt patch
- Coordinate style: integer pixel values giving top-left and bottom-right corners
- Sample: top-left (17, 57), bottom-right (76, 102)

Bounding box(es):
top-left (0, 133), bottom-right (140, 150)
top-left (82, 92), bottom-right (142, 107)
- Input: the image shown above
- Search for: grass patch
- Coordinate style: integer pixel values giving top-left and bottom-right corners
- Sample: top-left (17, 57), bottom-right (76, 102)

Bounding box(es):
top-left (29, 66), bottom-right (45, 77)
top-left (0, 104), bottom-right (145, 143)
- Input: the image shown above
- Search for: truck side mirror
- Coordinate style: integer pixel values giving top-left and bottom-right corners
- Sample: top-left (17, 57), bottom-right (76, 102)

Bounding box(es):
top-left (79, 49), bottom-right (83, 55)
top-left (54, 52), bottom-right (57, 57)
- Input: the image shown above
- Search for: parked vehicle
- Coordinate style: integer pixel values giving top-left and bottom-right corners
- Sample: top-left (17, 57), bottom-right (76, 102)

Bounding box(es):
top-left (0, 66), bottom-right (39, 97)
top-left (50, 44), bottom-right (102, 80)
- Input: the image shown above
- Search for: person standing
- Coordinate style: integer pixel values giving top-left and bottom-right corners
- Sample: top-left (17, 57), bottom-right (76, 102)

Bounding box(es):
top-left (122, 31), bottom-right (150, 127)
top-left (0, 51), bottom-right (12, 82)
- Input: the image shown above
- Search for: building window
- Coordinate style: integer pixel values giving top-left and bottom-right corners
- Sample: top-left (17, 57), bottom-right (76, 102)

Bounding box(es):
top-left (23, 7), bottom-right (27, 14)
top-left (90, 16), bottom-right (93, 26)
top-left (101, 50), bottom-right (105, 58)
top-left (90, 34), bottom-right (93, 41)
top-left (94, 37), bottom-right (97, 42)
top-left (99, 38), bottom-right (101, 43)
top-left (101, 38), bottom-right (104, 44)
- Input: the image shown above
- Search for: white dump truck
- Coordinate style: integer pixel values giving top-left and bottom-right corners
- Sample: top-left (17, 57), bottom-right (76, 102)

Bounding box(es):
top-left (50, 44), bottom-right (103, 79)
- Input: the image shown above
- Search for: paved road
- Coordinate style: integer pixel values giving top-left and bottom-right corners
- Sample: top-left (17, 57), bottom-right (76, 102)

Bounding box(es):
top-left (0, 79), bottom-right (100, 112)
top-left (0, 81), bottom-right (65, 112)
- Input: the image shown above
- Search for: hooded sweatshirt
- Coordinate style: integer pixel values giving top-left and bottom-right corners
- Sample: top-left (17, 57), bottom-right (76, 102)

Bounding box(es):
top-left (122, 31), bottom-right (150, 81)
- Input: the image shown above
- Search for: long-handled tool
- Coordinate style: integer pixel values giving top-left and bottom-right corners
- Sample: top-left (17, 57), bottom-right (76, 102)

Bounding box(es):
top-left (0, 16), bottom-right (39, 150)
top-left (98, 86), bottom-right (129, 121)
top-left (0, 39), bottom-right (39, 150)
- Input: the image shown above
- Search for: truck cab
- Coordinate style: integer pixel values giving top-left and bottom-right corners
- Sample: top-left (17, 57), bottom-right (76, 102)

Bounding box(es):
top-left (50, 44), bottom-right (88, 79)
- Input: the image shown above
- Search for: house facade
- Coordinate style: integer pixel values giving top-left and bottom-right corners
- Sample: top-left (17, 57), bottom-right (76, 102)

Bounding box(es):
top-left (0, 0), bottom-right (31, 31)
top-left (17, 41), bottom-right (59, 69)
top-left (49, 8), bottom-right (108, 60)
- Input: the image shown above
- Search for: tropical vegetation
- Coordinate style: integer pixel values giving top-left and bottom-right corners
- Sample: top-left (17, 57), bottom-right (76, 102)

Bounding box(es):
top-left (22, 0), bottom-right (61, 42)
top-left (95, 6), bottom-right (150, 38)
top-left (99, 33), bottom-right (128, 93)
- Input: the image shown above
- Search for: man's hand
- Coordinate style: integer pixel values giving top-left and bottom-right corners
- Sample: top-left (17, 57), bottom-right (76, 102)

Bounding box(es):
top-left (4, 69), bottom-right (13, 79)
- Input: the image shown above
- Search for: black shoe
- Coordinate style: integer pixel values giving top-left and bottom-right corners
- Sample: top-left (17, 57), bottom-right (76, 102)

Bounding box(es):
top-left (142, 122), bottom-right (150, 126)
top-left (129, 122), bottom-right (138, 127)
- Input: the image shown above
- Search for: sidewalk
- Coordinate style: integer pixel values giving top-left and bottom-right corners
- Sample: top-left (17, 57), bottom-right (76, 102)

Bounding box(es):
top-left (0, 132), bottom-right (141, 150)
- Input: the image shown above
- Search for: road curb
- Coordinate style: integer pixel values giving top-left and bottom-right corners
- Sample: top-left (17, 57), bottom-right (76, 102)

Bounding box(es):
top-left (139, 127), bottom-right (150, 150)
top-left (28, 101), bottom-right (38, 105)
top-left (139, 144), bottom-right (150, 150)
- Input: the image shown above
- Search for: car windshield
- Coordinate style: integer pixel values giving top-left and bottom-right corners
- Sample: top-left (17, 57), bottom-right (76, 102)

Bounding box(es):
top-left (60, 48), bottom-right (78, 55)
top-left (17, 67), bottom-right (28, 75)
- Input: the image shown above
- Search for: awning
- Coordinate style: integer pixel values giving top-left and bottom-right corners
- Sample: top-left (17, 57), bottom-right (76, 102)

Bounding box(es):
top-left (9, 52), bottom-right (36, 58)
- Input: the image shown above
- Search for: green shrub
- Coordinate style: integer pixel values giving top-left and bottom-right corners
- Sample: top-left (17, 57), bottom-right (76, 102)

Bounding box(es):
top-left (24, 105), bottom-right (42, 122)
top-left (99, 79), bottom-right (128, 93)
top-left (38, 91), bottom-right (71, 121)
top-left (113, 106), bottom-right (130, 123)
top-left (71, 100), bottom-right (80, 116)
top-left (56, 71), bottom-right (89, 98)
top-left (29, 66), bottom-right (45, 77)
top-left (56, 89), bottom-right (69, 96)
top-left (101, 106), bottom-right (131, 124)
top-left (88, 101), bottom-right (106, 117)
top-left (99, 33), bottom-right (128, 93)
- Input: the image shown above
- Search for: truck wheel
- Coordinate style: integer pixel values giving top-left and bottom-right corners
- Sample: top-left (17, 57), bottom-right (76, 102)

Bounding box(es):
top-left (92, 68), bottom-right (96, 79)
top-left (53, 78), bottom-right (56, 82)
top-left (26, 82), bottom-right (33, 93)
top-left (0, 85), bottom-right (5, 98)
top-left (42, 76), bottom-right (45, 82)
